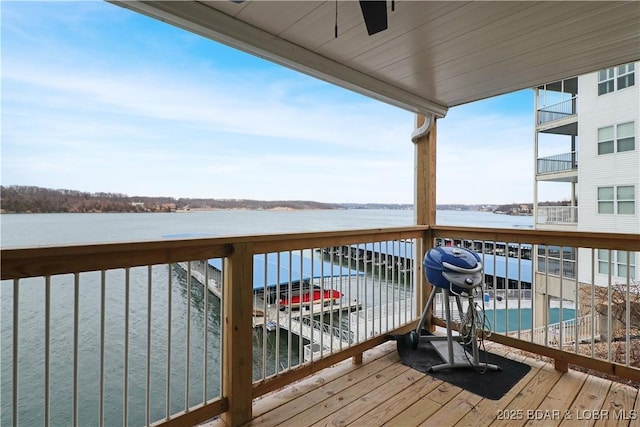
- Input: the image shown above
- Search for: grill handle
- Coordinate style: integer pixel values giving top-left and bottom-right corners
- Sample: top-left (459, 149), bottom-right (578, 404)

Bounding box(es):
top-left (441, 261), bottom-right (483, 274)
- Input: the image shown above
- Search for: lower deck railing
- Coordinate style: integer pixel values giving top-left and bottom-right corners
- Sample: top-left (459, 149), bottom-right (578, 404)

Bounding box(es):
top-left (2, 226), bottom-right (639, 426)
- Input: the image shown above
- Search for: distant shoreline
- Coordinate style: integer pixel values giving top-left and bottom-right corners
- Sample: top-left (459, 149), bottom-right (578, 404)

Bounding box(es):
top-left (1, 185), bottom-right (536, 214)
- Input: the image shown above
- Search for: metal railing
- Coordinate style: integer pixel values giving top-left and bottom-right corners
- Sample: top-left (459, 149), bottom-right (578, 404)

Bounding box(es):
top-left (536, 97), bottom-right (577, 125)
top-left (537, 152), bottom-right (578, 174)
top-left (513, 315), bottom-right (600, 347)
top-left (1, 228), bottom-right (422, 427)
top-left (536, 205), bottom-right (578, 225)
top-left (250, 238), bottom-right (418, 384)
top-left (3, 226), bottom-right (639, 426)
top-left (3, 260), bottom-right (226, 427)
top-left (430, 227), bottom-right (639, 383)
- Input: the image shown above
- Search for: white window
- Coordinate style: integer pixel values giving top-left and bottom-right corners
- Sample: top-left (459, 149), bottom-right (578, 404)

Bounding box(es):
top-left (598, 62), bottom-right (635, 95)
top-left (597, 249), bottom-right (609, 275)
top-left (598, 187), bottom-right (614, 213)
top-left (597, 126), bottom-right (614, 155)
top-left (598, 249), bottom-right (636, 279)
top-left (598, 67), bottom-right (615, 95)
top-left (617, 186), bottom-right (635, 214)
top-left (617, 63), bottom-right (635, 90)
top-left (617, 122), bottom-right (635, 152)
top-left (598, 186), bottom-right (635, 215)
top-left (597, 122), bottom-right (635, 155)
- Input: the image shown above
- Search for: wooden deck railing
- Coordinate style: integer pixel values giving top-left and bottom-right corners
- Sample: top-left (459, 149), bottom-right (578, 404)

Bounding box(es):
top-left (2, 226), bottom-right (639, 426)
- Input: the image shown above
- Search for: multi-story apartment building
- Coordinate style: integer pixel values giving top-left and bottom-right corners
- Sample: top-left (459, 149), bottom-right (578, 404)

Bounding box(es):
top-left (533, 62), bottom-right (639, 329)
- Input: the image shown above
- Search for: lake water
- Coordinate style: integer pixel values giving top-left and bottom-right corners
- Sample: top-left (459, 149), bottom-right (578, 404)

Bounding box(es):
top-left (1, 210), bottom-right (532, 426)
top-left (0, 209), bottom-right (532, 247)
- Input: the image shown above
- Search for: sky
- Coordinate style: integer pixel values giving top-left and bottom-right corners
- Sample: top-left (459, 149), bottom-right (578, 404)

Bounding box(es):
top-left (1, 1), bottom-right (544, 205)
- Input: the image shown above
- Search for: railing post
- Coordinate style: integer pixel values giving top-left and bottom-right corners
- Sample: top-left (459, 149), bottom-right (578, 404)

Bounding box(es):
top-left (414, 114), bottom-right (437, 331)
top-left (221, 242), bottom-right (254, 427)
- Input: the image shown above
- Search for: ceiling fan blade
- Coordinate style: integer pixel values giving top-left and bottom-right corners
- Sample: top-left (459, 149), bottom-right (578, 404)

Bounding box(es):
top-left (359, 1), bottom-right (388, 36)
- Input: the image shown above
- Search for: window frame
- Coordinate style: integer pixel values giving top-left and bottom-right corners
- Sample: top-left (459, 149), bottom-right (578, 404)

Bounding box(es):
top-left (616, 121), bottom-right (635, 153)
top-left (597, 125), bottom-right (615, 155)
top-left (597, 121), bottom-right (636, 155)
top-left (598, 67), bottom-right (615, 95)
top-left (617, 185), bottom-right (636, 215)
top-left (597, 185), bottom-right (636, 215)
top-left (598, 249), bottom-right (636, 279)
top-left (617, 63), bottom-right (636, 90)
top-left (598, 62), bottom-right (635, 95)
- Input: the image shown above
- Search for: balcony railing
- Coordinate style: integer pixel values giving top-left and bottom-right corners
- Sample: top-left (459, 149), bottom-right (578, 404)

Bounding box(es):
top-left (2, 226), bottom-right (639, 426)
top-left (536, 205), bottom-right (578, 225)
top-left (537, 152), bottom-right (578, 175)
top-left (536, 97), bottom-right (577, 125)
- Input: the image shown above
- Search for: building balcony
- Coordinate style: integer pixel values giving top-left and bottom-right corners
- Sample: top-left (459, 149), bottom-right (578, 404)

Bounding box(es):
top-left (536, 152), bottom-right (578, 184)
top-left (537, 152), bottom-right (578, 175)
top-left (536, 97), bottom-right (576, 125)
top-left (3, 226), bottom-right (639, 426)
top-left (536, 97), bottom-right (578, 135)
top-left (536, 205), bottom-right (578, 226)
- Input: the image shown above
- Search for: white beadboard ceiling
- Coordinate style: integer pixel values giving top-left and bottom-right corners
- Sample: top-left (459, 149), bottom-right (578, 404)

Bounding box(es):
top-left (112, 1), bottom-right (640, 117)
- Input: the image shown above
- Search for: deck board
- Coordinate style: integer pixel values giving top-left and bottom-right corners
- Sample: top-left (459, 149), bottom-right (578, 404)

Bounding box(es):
top-left (559, 374), bottom-right (611, 427)
top-left (594, 381), bottom-right (639, 427)
top-left (529, 369), bottom-right (589, 427)
top-left (202, 340), bottom-right (637, 427)
top-left (354, 375), bottom-right (443, 425)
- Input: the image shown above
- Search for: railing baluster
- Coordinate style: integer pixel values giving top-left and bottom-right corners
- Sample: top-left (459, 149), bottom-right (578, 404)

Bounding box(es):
top-left (45, 276), bottom-right (51, 427)
top-left (73, 273), bottom-right (80, 427)
top-left (287, 251), bottom-right (292, 369)
top-left (543, 245), bottom-right (549, 346)
top-left (146, 266), bottom-right (152, 426)
top-left (262, 254), bottom-right (267, 378)
top-left (166, 264), bottom-right (172, 420)
top-left (355, 244), bottom-right (360, 343)
top-left (275, 253), bottom-right (281, 373)
top-left (377, 241), bottom-right (382, 336)
top-left (299, 250), bottom-right (304, 357)
top-left (339, 246), bottom-right (345, 348)
top-left (364, 244), bottom-right (368, 340)
top-left (388, 240), bottom-right (394, 333)
top-left (504, 245), bottom-right (509, 334)
top-left (625, 251), bottom-right (631, 366)
top-left (124, 268), bottom-right (130, 426)
top-left (573, 252), bottom-right (579, 352)
top-left (559, 248), bottom-right (564, 348)
top-left (492, 241), bottom-right (498, 333)
top-left (186, 263), bottom-right (191, 410)
top-left (607, 253), bottom-right (612, 361)
top-left (310, 248), bottom-right (315, 360)
top-left (99, 271), bottom-right (106, 426)
top-left (516, 244), bottom-right (522, 338)
top-left (13, 278), bottom-right (19, 427)
top-left (218, 259), bottom-right (224, 397)
top-left (590, 249), bottom-right (596, 359)
top-left (203, 262), bottom-right (209, 403)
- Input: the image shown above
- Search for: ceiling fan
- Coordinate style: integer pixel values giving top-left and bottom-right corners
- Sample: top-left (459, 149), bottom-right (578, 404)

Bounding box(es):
top-left (358, 0), bottom-right (388, 36)
top-left (231, 0), bottom-right (390, 36)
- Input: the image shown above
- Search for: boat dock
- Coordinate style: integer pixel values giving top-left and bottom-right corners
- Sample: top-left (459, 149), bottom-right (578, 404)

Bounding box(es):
top-left (176, 259), bottom-right (363, 355)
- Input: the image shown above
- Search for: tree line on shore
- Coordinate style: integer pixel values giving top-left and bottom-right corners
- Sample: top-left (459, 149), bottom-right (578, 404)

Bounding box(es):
top-left (1, 185), bottom-right (542, 214)
top-left (0, 185), bottom-right (344, 213)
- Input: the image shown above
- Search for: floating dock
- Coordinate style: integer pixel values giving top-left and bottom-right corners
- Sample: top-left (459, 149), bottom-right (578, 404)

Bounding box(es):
top-left (176, 256), bottom-right (363, 354)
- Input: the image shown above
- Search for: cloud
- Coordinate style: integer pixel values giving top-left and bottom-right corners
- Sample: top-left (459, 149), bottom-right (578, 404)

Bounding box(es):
top-left (1, 1), bottom-right (544, 205)
top-left (436, 104), bottom-right (535, 204)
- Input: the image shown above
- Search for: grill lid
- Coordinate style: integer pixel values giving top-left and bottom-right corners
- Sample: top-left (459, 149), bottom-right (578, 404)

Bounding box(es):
top-left (424, 246), bottom-right (483, 291)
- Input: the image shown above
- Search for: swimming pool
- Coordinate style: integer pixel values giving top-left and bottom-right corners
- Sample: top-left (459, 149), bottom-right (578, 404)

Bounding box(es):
top-left (480, 307), bottom-right (576, 333)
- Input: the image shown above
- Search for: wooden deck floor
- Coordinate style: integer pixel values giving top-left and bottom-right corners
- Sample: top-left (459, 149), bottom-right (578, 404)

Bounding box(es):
top-left (206, 340), bottom-right (639, 427)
